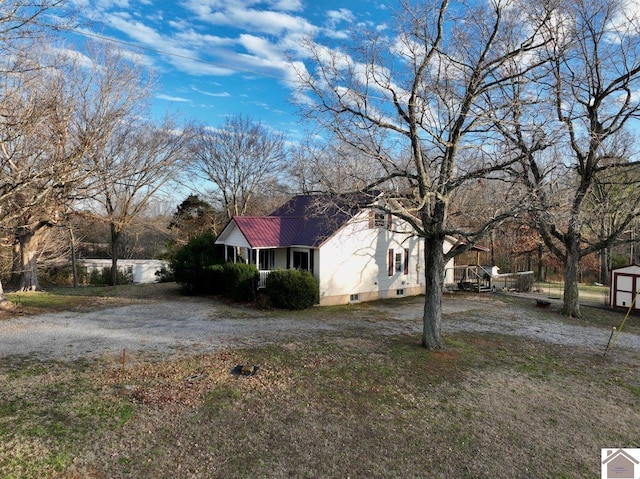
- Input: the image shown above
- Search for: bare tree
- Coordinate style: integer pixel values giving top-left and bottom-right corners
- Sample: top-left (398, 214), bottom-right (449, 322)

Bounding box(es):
top-left (289, 139), bottom-right (385, 194)
top-left (0, 1), bottom-right (69, 53)
top-left (85, 116), bottom-right (193, 285)
top-left (497, 0), bottom-right (640, 317)
top-left (294, 0), bottom-right (555, 349)
top-left (1, 47), bottom-right (84, 291)
top-left (0, 40), bottom-right (162, 291)
top-left (0, 0), bottom-right (78, 302)
top-left (190, 114), bottom-right (288, 219)
top-left (583, 163), bottom-right (640, 284)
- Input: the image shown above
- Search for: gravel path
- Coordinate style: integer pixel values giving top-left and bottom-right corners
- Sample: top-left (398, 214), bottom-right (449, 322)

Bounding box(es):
top-left (0, 294), bottom-right (638, 360)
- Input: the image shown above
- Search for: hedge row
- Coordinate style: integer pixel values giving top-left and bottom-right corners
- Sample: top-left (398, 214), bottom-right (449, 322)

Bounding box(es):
top-left (170, 233), bottom-right (318, 309)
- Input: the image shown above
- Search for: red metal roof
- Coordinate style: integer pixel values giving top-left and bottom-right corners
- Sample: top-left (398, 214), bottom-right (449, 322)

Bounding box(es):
top-left (229, 195), bottom-right (364, 248)
top-left (233, 216), bottom-right (303, 248)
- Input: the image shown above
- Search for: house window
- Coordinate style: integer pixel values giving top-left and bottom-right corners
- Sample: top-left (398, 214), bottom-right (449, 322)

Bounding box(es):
top-left (388, 249), bottom-right (394, 276)
top-left (404, 248), bottom-right (409, 275)
top-left (370, 210), bottom-right (391, 229)
top-left (396, 289), bottom-right (405, 296)
top-left (350, 293), bottom-right (360, 302)
top-left (258, 250), bottom-right (275, 270)
top-left (293, 250), bottom-right (309, 270)
top-left (388, 248), bottom-right (410, 276)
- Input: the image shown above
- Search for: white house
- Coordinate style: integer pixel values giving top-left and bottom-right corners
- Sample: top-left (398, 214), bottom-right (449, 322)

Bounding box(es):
top-left (214, 194), bottom-right (457, 306)
top-left (609, 264), bottom-right (640, 311)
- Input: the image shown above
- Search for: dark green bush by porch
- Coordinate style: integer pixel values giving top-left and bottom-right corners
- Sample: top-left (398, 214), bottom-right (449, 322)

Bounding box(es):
top-left (170, 232), bottom-right (224, 294)
top-left (265, 269), bottom-right (319, 310)
top-left (223, 263), bottom-right (259, 301)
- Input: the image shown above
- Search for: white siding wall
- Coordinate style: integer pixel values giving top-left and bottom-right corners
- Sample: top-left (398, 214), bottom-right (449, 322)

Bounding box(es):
top-left (318, 212), bottom-right (421, 303)
top-left (82, 259), bottom-right (168, 283)
top-left (224, 225), bottom-right (251, 248)
top-left (274, 249), bottom-right (288, 270)
top-left (443, 241), bottom-right (455, 285)
top-left (317, 212), bottom-right (456, 304)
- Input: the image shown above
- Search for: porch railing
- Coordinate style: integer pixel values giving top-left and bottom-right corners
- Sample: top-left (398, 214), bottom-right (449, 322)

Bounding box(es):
top-left (258, 270), bottom-right (271, 289)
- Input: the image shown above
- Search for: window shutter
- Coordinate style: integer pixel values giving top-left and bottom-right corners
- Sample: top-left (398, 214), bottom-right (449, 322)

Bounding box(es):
top-left (404, 248), bottom-right (409, 275)
top-left (387, 213), bottom-right (392, 229)
top-left (388, 249), bottom-right (394, 276)
top-left (368, 210), bottom-right (374, 228)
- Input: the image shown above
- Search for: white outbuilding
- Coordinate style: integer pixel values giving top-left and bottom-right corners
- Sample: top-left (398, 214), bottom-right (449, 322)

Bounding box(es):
top-left (81, 259), bottom-right (168, 284)
top-left (609, 265), bottom-right (640, 311)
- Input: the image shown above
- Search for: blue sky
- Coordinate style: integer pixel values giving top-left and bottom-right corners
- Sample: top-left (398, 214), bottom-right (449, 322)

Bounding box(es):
top-left (68, 0), bottom-right (391, 139)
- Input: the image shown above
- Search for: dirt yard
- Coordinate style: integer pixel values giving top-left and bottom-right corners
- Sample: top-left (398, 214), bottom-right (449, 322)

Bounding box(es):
top-left (1, 286), bottom-right (639, 479)
top-left (0, 287), bottom-right (638, 360)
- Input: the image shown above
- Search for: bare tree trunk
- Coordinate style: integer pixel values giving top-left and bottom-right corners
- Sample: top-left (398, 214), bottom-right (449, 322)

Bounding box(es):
top-left (17, 231), bottom-right (40, 292)
top-left (537, 243), bottom-right (545, 282)
top-left (69, 224), bottom-right (78, 288)
top-left (562, 241), bottom-right (581, 317)
top-left (110, 224), bottom-right (120, 286)
top-left (422, 236), bottom-right (446, 350)
top-left (0, 280), bottom-right (5, 304)
top-left (600, 247), bottom-right (610, 286)
top-left (11, 241), bottom-right (20, 285)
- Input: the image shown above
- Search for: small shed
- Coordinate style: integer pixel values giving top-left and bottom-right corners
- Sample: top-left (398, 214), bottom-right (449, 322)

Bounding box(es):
top-left (609, 265), bottom-right (640, 311)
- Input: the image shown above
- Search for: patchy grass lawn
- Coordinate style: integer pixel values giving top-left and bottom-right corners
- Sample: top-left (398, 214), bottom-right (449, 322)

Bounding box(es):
top-left (2, 283), bottom-right (181, 317)
top-left (535, 281), bottom-right (609, 305)
top-left (0, 283), bottom-right (639, 478)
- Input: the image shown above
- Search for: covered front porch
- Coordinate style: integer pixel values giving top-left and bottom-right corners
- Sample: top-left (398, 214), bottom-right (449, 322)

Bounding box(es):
top-left (222, 245), bottom-right (317, 288)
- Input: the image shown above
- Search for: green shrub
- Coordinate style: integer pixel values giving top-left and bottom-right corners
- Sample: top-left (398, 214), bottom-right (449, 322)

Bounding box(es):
top-left (40, 264), bottom-right (87, 286)
top-left (170, 232), bottom-right (224, 294)
top-left (265, 269), bottom-right (319, 310)
top-left (88, 267), bottom-right (133, 286)
top-left (208, 264), bottom-right (225, 295)
top-left (223, 262), bottom-right (259, 302)
top-left (155, 266), bottom-right (175, 283)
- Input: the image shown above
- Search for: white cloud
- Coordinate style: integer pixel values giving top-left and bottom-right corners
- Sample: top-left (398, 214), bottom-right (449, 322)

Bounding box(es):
top-left (94, 0), bottom-right (131, 7)
top-left (102, 14), bottom-right (237, 75)
top-left (76, 0), bottom-right (346, 115)
top-left (156, 94), bottom-right (191, 102)
top-left (609, 0), bottom-right (640, 31)
top-left (326, 8), bottom-right (354, 26)
top-left (272, 0), bottom-right (303, 11)
top-left (239, 34), bottom-right (281, 60)
top-left (181, 0), bottom-right (316, 36)
top-left (174, 30), bottom-right (235, 48)
top-left (191, 86), bottom-right (231, 97)
top-left (53, 47), bottom-right (96, 69)
top-left (320, 8), bottom-right (355, 39)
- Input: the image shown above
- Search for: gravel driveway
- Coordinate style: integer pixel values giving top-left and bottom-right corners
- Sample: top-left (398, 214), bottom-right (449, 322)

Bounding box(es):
top-left (1, 294), bottom-right (639, 360)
